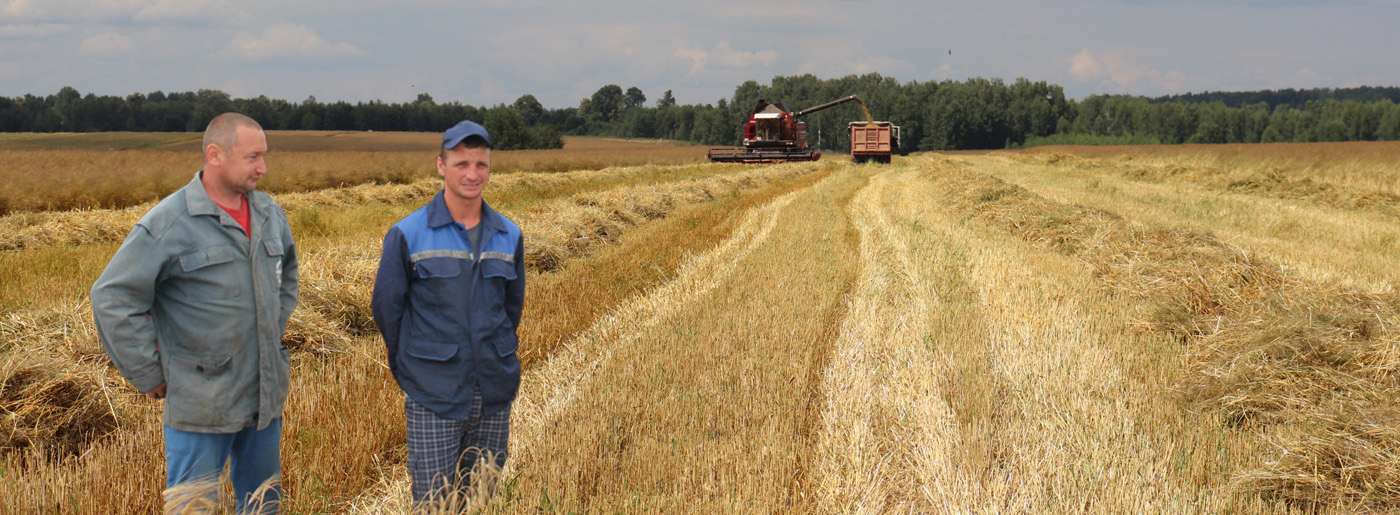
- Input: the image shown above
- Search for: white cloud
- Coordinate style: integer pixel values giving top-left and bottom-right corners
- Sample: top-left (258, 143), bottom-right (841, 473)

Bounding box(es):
top-left (1069, 48), bottom-right (1102, 81)
top-left (1067, 47), bottom-right (1190, 93)
top-left (78, 32), bottom-right (135, 56)
top-left (1099, 49), bottom-right (1151, 87)
top-left (931, 63), bottom-right (956, 80)
top-left (675, 40), bottom-right (778, 76)
top-left (0, 23), bottom-right (70, 38)
top-left (0, 0), bottom-right (44, 20)
top-left (1163, 70), bottom-right (1187, 91)
top-left (223, 23), bottom-right (365, 62)
top-left (711, 41), bottom-right (779, 69)
top-left (675, 41), bottom-right (709, 75)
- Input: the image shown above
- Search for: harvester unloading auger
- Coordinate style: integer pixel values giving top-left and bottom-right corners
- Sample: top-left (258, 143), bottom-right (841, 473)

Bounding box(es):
top-left (707, 95), bottom-right (865, 163)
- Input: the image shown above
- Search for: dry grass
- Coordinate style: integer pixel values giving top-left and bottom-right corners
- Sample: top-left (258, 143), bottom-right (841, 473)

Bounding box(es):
top-left (0, 134), bottom-right (708, 215)
top-left (811, 164), bottom-right (1220, 512)
top-left (0, 160), bottom-right (732, 253)
top-left (925, 155), bottom-right (1400, 511)
top-left (0, 159), bottom-right (823, 514)
top-left (1027, 141), bottom-right (1400, 195)
top-left (515, 165), bottom-right (813, 273)
top-left (1013, 142), bottom-right (1400, 219)
top-left (488, 162), bottom-right (857, 512)
top-left (815, 165), bottom-right (968, 512)
top-left (8, 141), bottom-right (1400, 513)
top-left (162, 476), bottom-right (282, 514)
top-left (0, 131), bottom-right (208, 151)
top-left (0, 162), bottom-right (748, 317)
top-left (278, 163), bottom-right (819, 358)
top-left (0, 149), bottom-right (425, 214)
top-left (0, 355), bottom-right (119, 457)
top-left (983, 147), bottom-right (1400, 293)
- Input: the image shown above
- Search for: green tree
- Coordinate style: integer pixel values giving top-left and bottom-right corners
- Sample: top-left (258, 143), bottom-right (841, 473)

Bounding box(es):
top-left (512, 94), bottom-right (545, 126)
top-left (624, 87), bottom-right (646, 109)
top-left (656, 90), bottom-right (676, 108)
top-left (1187, 121), bottom-right (1227, 143)
top-left (483, 106), bottom-right (527, 150)
top-left (1378, 102), bottom-right (1400, 140)
top-left (586, 85), bottom-right (624, 122)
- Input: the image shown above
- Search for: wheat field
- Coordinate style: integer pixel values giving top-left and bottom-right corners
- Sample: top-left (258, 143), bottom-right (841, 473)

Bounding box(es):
top-left (3, 139), bottom-right (1399, 513)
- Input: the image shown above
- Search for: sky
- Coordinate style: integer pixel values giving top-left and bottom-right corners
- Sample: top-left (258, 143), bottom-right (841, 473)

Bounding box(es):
top-left (2, 0), bottom-right (1398, 109)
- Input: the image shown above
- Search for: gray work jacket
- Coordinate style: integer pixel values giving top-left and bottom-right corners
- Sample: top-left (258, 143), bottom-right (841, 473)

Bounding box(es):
top-left (91, 172), bottom-right (298, 433)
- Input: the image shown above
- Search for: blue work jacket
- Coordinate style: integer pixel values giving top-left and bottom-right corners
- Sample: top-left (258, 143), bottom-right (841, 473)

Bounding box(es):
top-left (370, 191), bottom-right (525, 419)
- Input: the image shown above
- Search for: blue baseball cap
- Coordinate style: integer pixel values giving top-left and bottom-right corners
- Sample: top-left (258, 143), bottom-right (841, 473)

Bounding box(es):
top-left (442, 120), bottom-right (491, 149)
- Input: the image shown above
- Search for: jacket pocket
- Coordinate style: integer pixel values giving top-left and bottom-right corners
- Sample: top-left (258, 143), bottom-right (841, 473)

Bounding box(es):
top-left (480, 258), bottom-right (517, 280)
top-left (171, 353), bottom-right (232, 374)
top-left (415, 258), bottom-right (461, 279)
top-left (179, 245), bottom-right (236, 272)
top-left (492, 334), bottom-right (519, 357)
top-left (262, 239), bottom-right (285, 288)
top-left (165, 352), bottom-right (237, 426)
top-left (412, 257), bottom-right (463, 313)
top-left (476, 258), bottom-right (516, 318)
top-left (175, 245), bottom-right (243, 299)
top-left (405, 339), bottom-right (459, 361)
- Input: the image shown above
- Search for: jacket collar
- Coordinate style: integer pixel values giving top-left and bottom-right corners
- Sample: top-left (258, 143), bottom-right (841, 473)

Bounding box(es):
top-left (425, 189), bottom-right (504, 234)
top-left (183, 171), bottom-right (224, 217)
top-left (184, 170), bottom-right (271, 224)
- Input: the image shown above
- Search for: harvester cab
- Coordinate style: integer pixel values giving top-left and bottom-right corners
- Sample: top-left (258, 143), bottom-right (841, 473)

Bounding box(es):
top-left (708, 95), bottom-right (863, 163)
top-left (746, 101), bottom-right (803, 147)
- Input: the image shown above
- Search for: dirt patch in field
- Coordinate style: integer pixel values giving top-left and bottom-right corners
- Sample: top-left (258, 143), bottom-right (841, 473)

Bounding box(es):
top-left (924, 156), bottom-right (1400, 510)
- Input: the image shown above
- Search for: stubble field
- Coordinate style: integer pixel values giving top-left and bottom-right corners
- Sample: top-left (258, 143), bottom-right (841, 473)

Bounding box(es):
top-left (2, 135), bottom-right (1398, 514)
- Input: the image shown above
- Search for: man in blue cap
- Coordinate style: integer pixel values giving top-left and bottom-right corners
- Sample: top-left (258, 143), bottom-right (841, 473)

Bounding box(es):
top-left (371, 120), bottom-right (525, 505)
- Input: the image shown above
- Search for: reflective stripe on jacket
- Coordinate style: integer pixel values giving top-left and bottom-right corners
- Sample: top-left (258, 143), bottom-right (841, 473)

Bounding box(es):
top-left (91, 172), bottom-right (299, 433)
top-left (371, 191), bottom-right (525, 420)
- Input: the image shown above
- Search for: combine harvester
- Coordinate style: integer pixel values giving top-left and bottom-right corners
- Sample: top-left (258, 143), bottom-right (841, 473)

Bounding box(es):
top-left (707, 95), bottom-right (866, 163)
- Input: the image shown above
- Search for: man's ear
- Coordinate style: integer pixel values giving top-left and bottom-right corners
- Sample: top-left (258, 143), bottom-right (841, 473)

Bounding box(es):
top-left (205, 143), bottom-right (222, 167)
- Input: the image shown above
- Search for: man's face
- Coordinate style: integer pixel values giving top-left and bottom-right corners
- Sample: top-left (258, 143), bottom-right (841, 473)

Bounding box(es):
top-left (437, 144), bottom-right (491, 203)
top-left (221, 126), bottom-right (268, 195)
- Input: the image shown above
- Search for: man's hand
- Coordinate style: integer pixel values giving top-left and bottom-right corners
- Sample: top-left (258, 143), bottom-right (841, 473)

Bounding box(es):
top-left (145, 382), bottom-right (168, 399)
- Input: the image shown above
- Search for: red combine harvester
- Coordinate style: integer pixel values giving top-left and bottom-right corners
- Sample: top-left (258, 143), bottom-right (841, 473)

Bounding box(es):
top-left (707, 95), bottom-right (864, 163)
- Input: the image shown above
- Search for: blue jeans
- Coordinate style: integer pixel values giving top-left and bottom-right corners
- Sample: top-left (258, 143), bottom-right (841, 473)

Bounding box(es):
top-left (164, 418), bottom-right (282, 514)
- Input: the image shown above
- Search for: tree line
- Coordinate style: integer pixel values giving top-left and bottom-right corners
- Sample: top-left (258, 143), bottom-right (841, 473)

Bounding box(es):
top-left (4, 78), bottom-right (1400, 152)
top-left (1151, 86), bottom-right (1400, 110)
top-left (0, 87), bottom-right (562, 151)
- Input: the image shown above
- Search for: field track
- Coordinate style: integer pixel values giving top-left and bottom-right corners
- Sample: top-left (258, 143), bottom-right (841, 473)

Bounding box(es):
top-left (4, 145), bottom-right (1399, 513)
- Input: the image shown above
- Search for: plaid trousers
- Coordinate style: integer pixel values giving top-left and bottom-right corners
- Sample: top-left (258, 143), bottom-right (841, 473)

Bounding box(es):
top-left (404, 390), bottom-right (512, 504)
